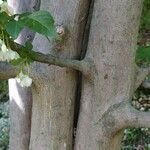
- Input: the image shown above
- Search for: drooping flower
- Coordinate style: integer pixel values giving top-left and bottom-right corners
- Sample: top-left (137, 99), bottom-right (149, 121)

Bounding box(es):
top-left (16, 71), bottom-right (32, 87)
top-left (0, 42), bottom-right (20, 61)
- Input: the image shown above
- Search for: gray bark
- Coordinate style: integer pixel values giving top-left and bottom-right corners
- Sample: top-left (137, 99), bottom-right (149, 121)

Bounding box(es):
top-left (0, 0), bottom-right (149, 150)
top-left (29, 0), bottom-right (90, 150)
top-left (8, 80), bottom-right (32, 150)
top-left (7, 0), bottom-right (39, 150)
top-left (0, 62), bottom-right (17, 80)
top-left (75, 0), bottom-right (148, 150)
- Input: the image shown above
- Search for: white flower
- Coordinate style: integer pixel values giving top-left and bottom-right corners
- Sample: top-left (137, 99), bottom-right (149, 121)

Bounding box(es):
top-left (0, 0), bottom-right (3, 5)
top-left (16, 71), bottom-right (32, 87)
top-left (0, 50), bottom-right (20, 61)
top-left (0, 1), bottom-right (9, 13)
top-left (1, 43), bottom-right (7, 52)
top-left (0, 43), bottom-right (20, 61)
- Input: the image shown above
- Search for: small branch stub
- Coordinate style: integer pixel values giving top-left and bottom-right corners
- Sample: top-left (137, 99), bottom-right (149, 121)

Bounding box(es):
top-left (56, 25), bottom-right (65, 37)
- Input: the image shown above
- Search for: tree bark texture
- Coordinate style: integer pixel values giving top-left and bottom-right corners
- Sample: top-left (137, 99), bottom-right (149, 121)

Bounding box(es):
top-left (7, 0), bottom-right (39, 150)
top-left (8, 80), bottom-right (32, 150)
top-left (75, 0), bottom-right (147, 150)
top-left (29, 0), bottom-right (91, 150)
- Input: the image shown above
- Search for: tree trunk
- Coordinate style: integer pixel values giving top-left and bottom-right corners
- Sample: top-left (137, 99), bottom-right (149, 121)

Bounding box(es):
top-left (7, 1), bottom-right (39, 150)
top-left (8, 80), bottom-right (32, 150)
top-left (75, 0), bottom-right (144, 150)
top-left (1, 0), bottom-right (150, 150)
top-left (29, 0), bottom-right (90, 149)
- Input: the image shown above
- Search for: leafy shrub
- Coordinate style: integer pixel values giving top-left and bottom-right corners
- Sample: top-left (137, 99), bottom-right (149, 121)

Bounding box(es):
top-left (0, 102), bottom-right (9, 150)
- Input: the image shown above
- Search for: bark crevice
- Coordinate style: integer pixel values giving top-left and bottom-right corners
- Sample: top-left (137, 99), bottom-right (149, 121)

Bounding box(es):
top-left (73, 0), bottom-right (95, 135)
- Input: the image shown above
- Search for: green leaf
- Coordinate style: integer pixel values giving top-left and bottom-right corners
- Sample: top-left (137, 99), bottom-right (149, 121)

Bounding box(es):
top-left (140, 0), bottom-right (150, 30)
top-left (18, 12), bottom-right (32, 18)
top-left (136, 46), bottom-right (150, 64)
top-left (0, 12), bottom-right (10, 26)
top-left (14, 42), bottom-right (34, 65)
top-left (25, 41), bottom-right (33, 50)
top-left (2, 11), bottom-right (58, 39)
top-left (19, 11), bottom-right (58, 38)
top-left (5, 20), bottom-right (23, 39)
top-left (10, 56), bottom-right (33, 66)
top-left (10, 58), bottom-right (24, 66)
top-left (143, 12), bottom-right (150, 24)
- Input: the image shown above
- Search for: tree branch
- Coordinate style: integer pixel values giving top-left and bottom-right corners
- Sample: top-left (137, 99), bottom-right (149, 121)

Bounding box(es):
top-left (0, 61), bottom-right (18, 80)
top-left (8, 39), bottom-right (93, 77)
top-left (134, 66), bottom-right (150, 90)
top-left (116, 101), bottom-right (150, 129)
top-left (97, 101), bottom-right (150, 139)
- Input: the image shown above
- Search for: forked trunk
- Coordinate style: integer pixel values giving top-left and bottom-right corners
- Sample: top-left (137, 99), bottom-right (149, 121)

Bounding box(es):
top-left (75, 0), bottom-right (143, 149)
top-left (6, 0), bottom-right (146, 150)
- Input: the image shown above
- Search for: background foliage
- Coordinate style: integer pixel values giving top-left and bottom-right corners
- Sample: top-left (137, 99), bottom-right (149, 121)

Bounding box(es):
top-left (121, 0), bottom-right (150, 149)
top-left (136, 0), bottom-right (150, 65)
top-left (0, 81), bottom-right (9, 150)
